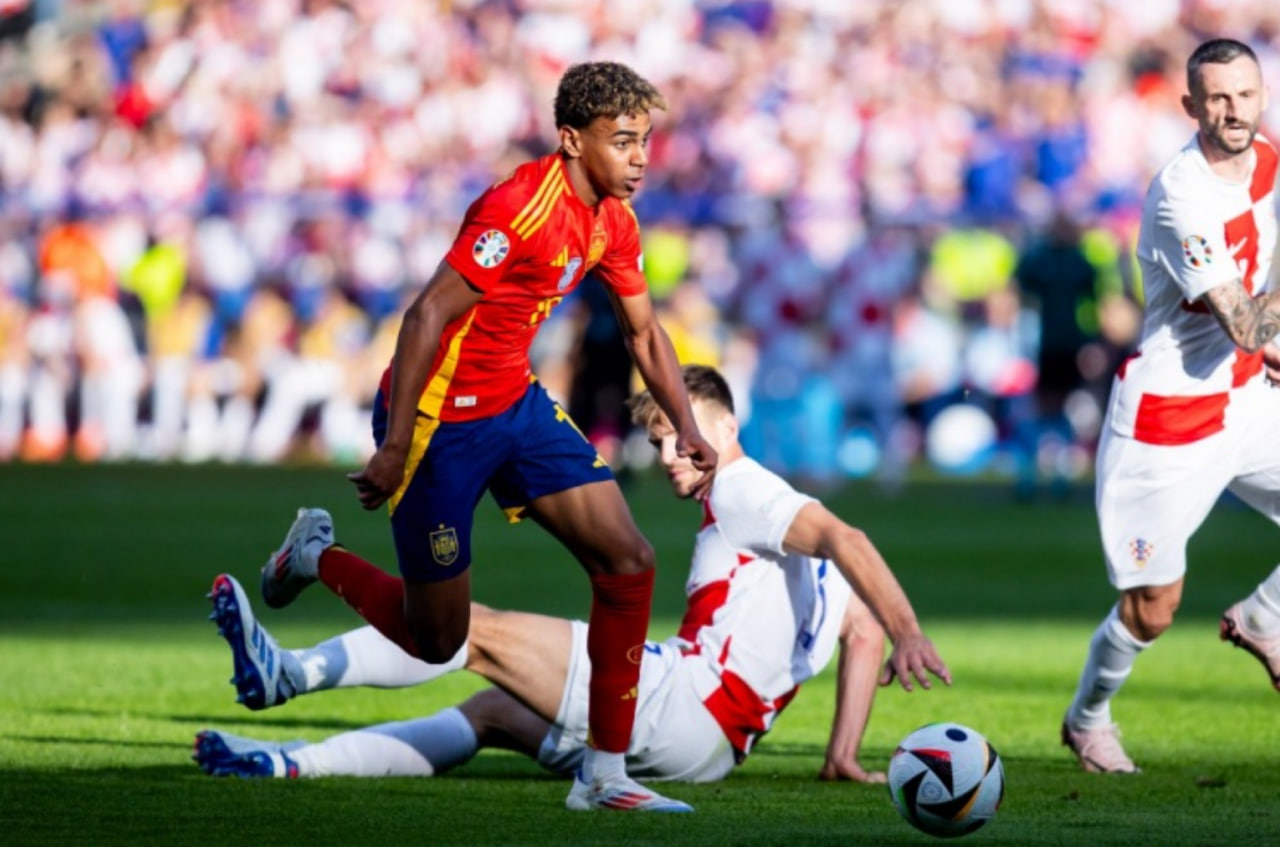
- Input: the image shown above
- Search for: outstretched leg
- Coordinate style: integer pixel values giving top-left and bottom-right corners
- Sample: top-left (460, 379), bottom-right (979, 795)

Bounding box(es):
top-left (195, 687), bottom-right (550, 779)
top-left (1063, 582), bottom-right (1180, 773)
top-left (526, 480), bottom-right (691, 812)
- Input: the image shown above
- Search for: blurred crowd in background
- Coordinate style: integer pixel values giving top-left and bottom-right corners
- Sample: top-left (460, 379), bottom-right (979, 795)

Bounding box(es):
top-left (2, 0), bottom-right (1280, 491)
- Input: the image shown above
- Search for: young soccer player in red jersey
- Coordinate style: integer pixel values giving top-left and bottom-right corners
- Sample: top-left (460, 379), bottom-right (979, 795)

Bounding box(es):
top-left (256, 62), bottom-right (715, 812)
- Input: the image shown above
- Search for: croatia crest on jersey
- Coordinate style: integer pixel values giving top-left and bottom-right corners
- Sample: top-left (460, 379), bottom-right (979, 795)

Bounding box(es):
top-left (473, 230), bottom-right (510, 269)
top-left (1129, 538), bottom-right (1155, 567)
top-left (1182, 235), bottom-right (1212, 268)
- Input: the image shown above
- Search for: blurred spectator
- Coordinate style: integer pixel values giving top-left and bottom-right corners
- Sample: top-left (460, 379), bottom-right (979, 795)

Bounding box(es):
top-left (1013, 210), bottom-right (1099, 495)
top-left (567, 276), bottom-right (633, 469)
top-left (0, 0), bottom-right (1256, 476)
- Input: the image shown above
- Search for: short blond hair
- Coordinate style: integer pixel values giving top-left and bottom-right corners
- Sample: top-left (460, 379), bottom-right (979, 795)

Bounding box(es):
top-left (628, 364), bottom-right (734, 429)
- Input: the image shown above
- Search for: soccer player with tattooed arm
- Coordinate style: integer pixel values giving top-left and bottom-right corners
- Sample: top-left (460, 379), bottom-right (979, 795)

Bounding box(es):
top-left (1063, 38), bottom-right (1280, 774)
top-left (249, 62), bottom-right (716, 812)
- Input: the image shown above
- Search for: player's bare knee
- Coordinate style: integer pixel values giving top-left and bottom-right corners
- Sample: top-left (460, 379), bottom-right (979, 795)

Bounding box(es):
top-left (1129, 611), bottom-right (1173, 642)
top-left (457, 688), bottom-right (508, 742)
top-left (1121, 590), bottom-right (1179, 641)
top-left (412, 623), bottom-right (468, 664)
top-left (602, 536), bottom-right (654, 576)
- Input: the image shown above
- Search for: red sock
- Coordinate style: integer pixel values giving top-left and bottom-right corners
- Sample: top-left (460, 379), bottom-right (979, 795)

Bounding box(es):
top-left (586, 569), bottom-right (655, 754)
top-left (318, 546), bottom-right (419, 659)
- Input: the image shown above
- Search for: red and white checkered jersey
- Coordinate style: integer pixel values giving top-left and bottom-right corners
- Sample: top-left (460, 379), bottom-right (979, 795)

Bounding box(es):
top-left (1108, 134), bottom-right (1278, 445)
top-left (668, 457), bottom-right (852, 757)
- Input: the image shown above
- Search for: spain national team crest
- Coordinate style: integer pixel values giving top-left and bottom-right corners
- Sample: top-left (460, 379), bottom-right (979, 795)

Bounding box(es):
top-left (472, 230), bottom-right (510, 269)
top-left (1129, 538), bottom-right (1154, 568)
top-left (586, 228), bottom-right (608, 268)
top-left (1182, 235), bottom-right (1212, 268)
top-left (430, 525), bottom-right (460, 566)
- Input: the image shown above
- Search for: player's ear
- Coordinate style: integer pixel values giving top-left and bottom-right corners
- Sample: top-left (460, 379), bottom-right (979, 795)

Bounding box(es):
top-left (559, 125), bottom-right (583, 159)
top-left (1180, 92), bottom-right (1197, 120)
top-left (719, 410), bottom-right (738, 443)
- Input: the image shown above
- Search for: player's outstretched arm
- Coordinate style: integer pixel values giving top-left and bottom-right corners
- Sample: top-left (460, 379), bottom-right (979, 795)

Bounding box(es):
top-left (1202, 279), bottom-right (1280, 353)
top-left (347, 265), bottom-right (482, 510)
top-left (782, 503), bottom-right (951, 692)
top-left (820, 594), bottom-right (887, 784)
top-left (608, 289), bottom-right (717, 499)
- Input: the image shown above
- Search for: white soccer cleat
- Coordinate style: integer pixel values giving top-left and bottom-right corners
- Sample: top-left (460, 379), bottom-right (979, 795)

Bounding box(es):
top-left (261, 507), bottom-right (333, 609)
top-left (208, 573), bottom-right (297, 710)
top-left (565, 770), bottom-right (694, 812)
top-left (193, 729), bottom-right (304, 778)
top-left (1061, 719), bottom-right (1139, 774)
top-left (1220, 603), bottom-right (1280, 692)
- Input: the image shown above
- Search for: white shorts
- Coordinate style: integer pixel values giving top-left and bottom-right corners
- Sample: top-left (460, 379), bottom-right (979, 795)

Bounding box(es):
top-left (1098, 379), bottom-right (1280, 590)
top-left (536, 621), bottom-right (736, 784)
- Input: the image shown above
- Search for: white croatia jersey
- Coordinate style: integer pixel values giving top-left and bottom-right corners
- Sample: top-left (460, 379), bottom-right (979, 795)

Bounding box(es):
top-left (668, 456), bottom-right (852, 757)
top-left (1109, 134), bottom-right (1278, 445)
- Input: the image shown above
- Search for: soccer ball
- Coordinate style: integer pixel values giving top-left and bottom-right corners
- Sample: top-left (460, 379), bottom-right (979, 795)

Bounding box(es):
top-left (888, 722), bottom-right (1004, 839)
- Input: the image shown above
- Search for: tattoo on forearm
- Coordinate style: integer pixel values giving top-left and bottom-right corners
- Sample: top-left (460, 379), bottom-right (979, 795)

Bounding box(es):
top-left (1203, 283), bottom-right (1280, 351)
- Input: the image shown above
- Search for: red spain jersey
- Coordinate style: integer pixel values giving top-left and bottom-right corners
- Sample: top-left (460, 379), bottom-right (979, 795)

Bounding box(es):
top-left (380, 153), bottom-right (649, 421)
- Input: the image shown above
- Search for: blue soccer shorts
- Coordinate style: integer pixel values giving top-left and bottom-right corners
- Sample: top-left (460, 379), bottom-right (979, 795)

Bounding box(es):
top-left (372, 381), bottom-right (614, 583)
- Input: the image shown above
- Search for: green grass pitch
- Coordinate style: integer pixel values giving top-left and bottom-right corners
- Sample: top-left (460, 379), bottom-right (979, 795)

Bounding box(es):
top-left (2, 463), bottom-right (1278, 845)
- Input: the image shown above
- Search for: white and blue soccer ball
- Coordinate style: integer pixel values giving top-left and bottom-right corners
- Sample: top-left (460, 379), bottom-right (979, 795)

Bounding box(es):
top-left (888, 722), bottom-right (1004, 839)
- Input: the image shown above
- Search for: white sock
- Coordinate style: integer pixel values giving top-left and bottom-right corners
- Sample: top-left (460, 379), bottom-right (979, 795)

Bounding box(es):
top-left (582, 749), bottom-right (627, 783)
top-left (291, 708), bottom-right (478, 777)
top-left (1239, 565), bottom-right (1280, 637)
top-left (1067, 605), bottom-right (1151, 729)
top-left (290, 626), bottom-right (467, 693)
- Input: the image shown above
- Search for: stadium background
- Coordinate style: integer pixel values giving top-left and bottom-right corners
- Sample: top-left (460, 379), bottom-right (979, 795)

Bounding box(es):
top-left (5, 0), bottom-right (1279, 485)
top-left (4, 2), bottom-right (1280, 845)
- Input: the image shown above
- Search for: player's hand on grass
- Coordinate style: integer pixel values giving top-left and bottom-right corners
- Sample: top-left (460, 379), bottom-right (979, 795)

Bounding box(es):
top-left (819, 759), bottom-right (887, 784)
top-left (678, 428), bottom-right (718, 501)
top-left (880, 633), bottom-right (951, 692)
top-left (347, 445), bottom-right (407, 510)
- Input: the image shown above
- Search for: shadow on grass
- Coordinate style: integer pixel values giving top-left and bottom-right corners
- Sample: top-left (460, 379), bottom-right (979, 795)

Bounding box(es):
top-left (43, 706), bottom-right (374, 732)
top-left (1, 734), bottom-right (192, 750)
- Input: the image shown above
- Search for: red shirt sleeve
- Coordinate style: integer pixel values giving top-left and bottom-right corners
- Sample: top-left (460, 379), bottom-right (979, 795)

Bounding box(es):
top-left (442, 179), bottom-right (530, 292)
top-left (594, 201), bottom-right (649, 298)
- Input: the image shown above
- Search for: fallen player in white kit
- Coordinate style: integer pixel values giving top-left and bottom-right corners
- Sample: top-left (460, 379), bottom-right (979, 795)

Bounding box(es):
top-left (195, 365), bottom-right (950, 786)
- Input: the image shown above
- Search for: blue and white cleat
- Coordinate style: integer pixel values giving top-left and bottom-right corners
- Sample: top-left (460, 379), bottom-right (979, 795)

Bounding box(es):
top-left (208, 573), bottom-right (296, 710)
top-left (193, 729), bottom-right (303, 778)
top-left (565, 770), bottom-right (694, 812)
top-left (261, 508), bottom-right (334, 609)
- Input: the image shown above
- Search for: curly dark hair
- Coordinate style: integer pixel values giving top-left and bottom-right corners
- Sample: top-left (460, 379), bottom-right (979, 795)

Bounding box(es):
top-left (553, 62), bottom-right (667, 130)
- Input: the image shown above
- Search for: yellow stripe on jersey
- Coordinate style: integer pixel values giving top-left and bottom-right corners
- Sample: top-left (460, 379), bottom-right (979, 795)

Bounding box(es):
top-left (515, 170), bottom-right (566, 240)
top-left (418, 307), bottom-right (479, 418)
top-left (510, 160), bottom-right (564, 234)
top-left (388, 414), bottom-right (441, 516)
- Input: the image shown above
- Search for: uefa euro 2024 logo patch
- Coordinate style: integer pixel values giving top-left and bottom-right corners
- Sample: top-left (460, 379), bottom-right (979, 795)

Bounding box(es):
top-left (1182, 235), bottom-right (1212, 268)
top-left (1129, 538), bottom-right (1155, 568)
top-left (473, 230), bottom-right (510, 269)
